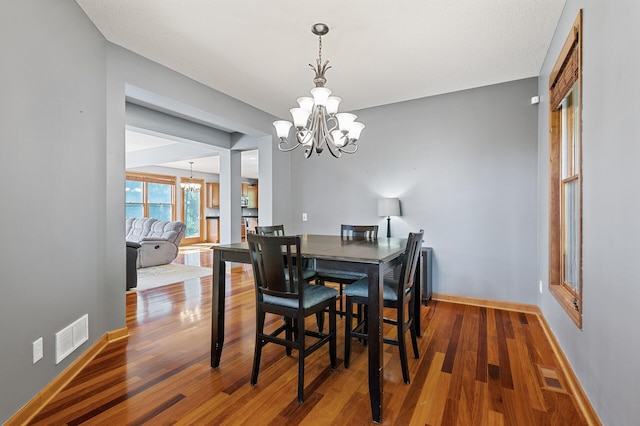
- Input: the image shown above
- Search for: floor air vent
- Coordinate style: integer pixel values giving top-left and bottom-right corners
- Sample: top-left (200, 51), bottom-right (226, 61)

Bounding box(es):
top-left (537, 364), bottom-right (566, 392)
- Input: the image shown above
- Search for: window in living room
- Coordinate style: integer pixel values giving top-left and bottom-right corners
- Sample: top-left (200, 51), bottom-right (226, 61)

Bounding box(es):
top-left (181, 177), bottom-right (205, 244)
top-left (126, 172), bottom-right (177, 221)
top-left (548, 10), bottom-right (583, 328)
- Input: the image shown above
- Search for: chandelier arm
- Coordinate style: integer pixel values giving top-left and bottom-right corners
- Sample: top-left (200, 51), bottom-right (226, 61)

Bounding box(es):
top-left (325, 141), bottom-right (342, 158)
top-left (339, 143), bottom-right (358, 154)
top-left (317, 106), bottom-right (332, 155)
top-left (277, 139), bottom-right (302, 152)
top-left (320, 112), bottom-right (342, 158)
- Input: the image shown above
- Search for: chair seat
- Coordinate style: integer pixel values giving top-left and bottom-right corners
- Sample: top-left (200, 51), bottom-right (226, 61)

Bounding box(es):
top-left (317, 270), bottom-right (366, 282)
top-left (286, 268), bottom-right (318, 282)
top-left (264, 284), bottom-right (338, 309)
top-left (342, 277), bottom-right (408, 302)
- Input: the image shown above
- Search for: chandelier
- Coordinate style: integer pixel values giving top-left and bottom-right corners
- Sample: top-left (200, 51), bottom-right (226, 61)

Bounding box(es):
top-left (273, 23), bottom-right (365, 158)
top-left (180, 161), bottom-right (201, 192)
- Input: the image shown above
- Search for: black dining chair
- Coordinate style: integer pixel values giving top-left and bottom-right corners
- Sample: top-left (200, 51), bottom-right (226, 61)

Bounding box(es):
top-left (343, 230), bottom-right (424, 384)
top-left (317, 225), bottom-right (379, 317)
top-left (256, 224), bottom-right (324, 330)
top-left (255, 225), bottom-right (318, 283)
top-left (247, 234), bottom-right (338, 403)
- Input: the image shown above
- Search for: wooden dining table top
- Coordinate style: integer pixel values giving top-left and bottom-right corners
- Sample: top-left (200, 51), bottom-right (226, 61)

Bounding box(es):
top-left (211, 233), bottom-right (408, 264)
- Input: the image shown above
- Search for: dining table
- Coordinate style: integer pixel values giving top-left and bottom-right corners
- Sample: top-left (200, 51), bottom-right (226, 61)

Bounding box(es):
top-left (210, 234), bottom-right (422, 423)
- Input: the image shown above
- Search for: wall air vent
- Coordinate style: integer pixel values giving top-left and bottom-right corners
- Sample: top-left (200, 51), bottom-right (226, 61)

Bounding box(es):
top-left (55, 314), bottom-right (89, 364)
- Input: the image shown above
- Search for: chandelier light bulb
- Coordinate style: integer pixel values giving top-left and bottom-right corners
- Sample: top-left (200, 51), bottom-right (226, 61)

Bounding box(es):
top-left (310, 87), bottom-right (331, 106)
top-left (290, 108), bottom-right (311, 129)
top-left (336, 113), bottom-right (357, 131)
top-left (274, 120), bottom-right (293, 139)
top-left (348, 122), bottom-right (365, 141)
top-left (273, 23), bottom-right (364, 158)
top-left (326, 96), bottom-right (341, 115)
top-left (297, 97), bottom-right (314, 112)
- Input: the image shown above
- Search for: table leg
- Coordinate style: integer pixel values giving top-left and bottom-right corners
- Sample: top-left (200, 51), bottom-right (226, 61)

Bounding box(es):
top-left (211, 249), bottom-right (226, 368)
top-left (367, 264), bottom-right (383, 423)
top-left (414, 253), bottom-right (422, 337)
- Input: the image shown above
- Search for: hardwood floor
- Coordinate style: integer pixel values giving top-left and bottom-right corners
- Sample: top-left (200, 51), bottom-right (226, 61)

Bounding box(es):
top-left (28, 248), bottom-right (590, 425)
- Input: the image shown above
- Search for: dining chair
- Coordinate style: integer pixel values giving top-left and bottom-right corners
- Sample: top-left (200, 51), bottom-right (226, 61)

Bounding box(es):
top-left (317, 225), bottom-right (379, 317)
top-left (255, 225), bottom-right (317, 282)
top-left (343, 230), bottom-right (424, 384)
top-left (256, 224), bottom-right (323, 330)
top-left (247, 234), bottom-right (338, 403)
top-left (255, 224), bottom-right (284, 236)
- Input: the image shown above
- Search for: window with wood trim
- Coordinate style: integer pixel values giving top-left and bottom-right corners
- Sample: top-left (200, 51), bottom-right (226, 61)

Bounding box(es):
top-left (548, 11), bottom-right (583, 328)
top-left (126, 172), bottom-right (177, 221)
top-left (180, 177), bottom-right (205, 244)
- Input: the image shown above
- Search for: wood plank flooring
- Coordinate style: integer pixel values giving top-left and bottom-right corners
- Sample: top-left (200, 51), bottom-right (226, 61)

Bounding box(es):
top-left (28, 248), bottom-right (589, 425)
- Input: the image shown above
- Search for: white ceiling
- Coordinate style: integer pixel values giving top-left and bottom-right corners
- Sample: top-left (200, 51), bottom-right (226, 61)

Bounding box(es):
top-left (78, 0), bottom-right (565, 176)
top-left (126, 130), bottom-right (259, 179)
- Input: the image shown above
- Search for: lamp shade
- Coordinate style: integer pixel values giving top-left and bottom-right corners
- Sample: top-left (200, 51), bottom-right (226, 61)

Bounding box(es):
top-left (378, 198), bottom-right (401, 217)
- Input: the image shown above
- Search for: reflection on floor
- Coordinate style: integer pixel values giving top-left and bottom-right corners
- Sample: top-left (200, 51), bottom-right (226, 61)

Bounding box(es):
top-left (176, 245), bottom-right (213, 266)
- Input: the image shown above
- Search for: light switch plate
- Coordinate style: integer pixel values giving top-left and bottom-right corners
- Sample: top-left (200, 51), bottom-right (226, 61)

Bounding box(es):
top-left (33, 337), bottom-right (43, 364)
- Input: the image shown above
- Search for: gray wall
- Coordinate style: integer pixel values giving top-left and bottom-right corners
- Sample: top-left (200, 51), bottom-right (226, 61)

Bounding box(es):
top-left (289, 78), bottom-right (540, 305)
top-left (537, 1), bottom-right (640, 425)
top-left (0, 0), bottom-right (286, 421)
top-left (0, 0), bottom-right (111, 420)
top-left (4, 0), bottom-right (637, 423)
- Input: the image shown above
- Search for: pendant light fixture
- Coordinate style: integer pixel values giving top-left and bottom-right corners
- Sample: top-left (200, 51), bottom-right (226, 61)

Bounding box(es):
top-left (273, 23), bottom-right (365, 158)
top-left (180, 161), bottom-right (201, 192)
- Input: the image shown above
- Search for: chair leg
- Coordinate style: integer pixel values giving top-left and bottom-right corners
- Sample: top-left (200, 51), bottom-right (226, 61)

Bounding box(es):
top-left (316, 278), bottom-right (325, 332)
top-left (285, 317), bottom-right (293, 356)
top-left (316, 311), bottom-right (325, 333)
top-left (329, 302), bottom-right (337, 369)
top-left (397, 309), bottom-right (410, 384)
top-left (344, 296), bottom-right (352, 369)
top-left (410, 319), bottom-right (420, 359)
top-left (339, 283), bottom-right (344, 317)
top-left (363, 304), bottom-right (368, 346)
top-left (251, 312), bottom-right (265, 386)
top-left (297, 315), bottom-right (306, 403)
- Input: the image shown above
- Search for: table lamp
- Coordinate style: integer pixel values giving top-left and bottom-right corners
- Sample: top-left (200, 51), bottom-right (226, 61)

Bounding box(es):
top-left (377, 198), bottom-right (401, 238)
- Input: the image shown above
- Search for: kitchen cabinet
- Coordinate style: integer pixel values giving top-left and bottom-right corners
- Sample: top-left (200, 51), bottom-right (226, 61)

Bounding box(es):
top-left (207, 218), bottom-right (220, 243)
top-left (241, 183), bottom-right (258, 208)
top-left (206, 182), bottom-right (219, 208)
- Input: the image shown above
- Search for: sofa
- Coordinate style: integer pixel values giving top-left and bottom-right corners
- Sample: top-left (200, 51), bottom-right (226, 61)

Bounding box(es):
top-left (125, 217), bottom-right (186, 268)
top-left (126, 241), bottom-right (141, 289)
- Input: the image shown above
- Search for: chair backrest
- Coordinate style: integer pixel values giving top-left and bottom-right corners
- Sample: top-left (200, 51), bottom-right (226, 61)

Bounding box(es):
top-left (341, 224), bottom-right (378, 240)
top-left (396, 230), bottom-right (424, 300)
top-left (256, 224), bottom-right (286, 236)
top-left (247, 234), bottom-right (304, 303)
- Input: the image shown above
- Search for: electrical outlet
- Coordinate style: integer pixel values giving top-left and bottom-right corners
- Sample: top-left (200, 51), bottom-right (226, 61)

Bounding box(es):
top-left (539, 280), bottom-right (543, 294)
top-left (302, 213), bottom-right (307, 221)
top-left (33, 337), bottom-right (43, 364)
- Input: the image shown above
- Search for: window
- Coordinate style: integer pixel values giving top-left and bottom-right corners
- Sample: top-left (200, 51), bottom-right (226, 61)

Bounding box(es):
top-left (548, 11), bottom-right (583, 328)
top-left (126, 172), bottom-right (176, 221)
top-left (180, 177), bottom-right (205, 244)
